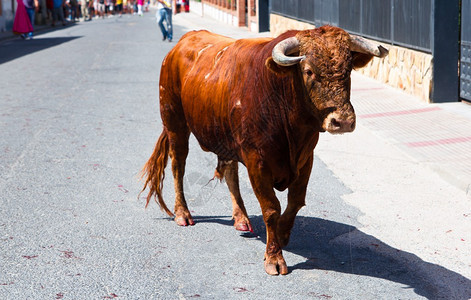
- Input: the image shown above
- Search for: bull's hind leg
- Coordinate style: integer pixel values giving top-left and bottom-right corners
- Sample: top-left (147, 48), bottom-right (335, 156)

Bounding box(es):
top-left (167, 128), bottom-right (194, 226)
top-left (160, 86), bottom-right (193, 226)
top-left (223, 161), bottom-right (253, 232)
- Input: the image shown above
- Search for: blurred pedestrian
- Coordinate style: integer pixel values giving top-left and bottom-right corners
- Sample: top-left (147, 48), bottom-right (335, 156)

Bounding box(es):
top-left (67, 0), bottom-right (78, 21)
top-left (97, 0), bottom-right (105, 18)
top-left (46, 0), bottom-right (54, 20)
top-left (80, 0), bottom-right (90, 20)
top-left (156, 0), bottom-right (172, 42)
top-left (24, 0), bottom-right (39, 38)
top-left (137, 0), bottom-right (143, 16)
top-left (182, 0), bottom-right (189, 12)
top-left (105, 0), bottom-right (113, 17)
top-left (13, 0), bottom-right (34, 39)
top-left (52, 0), bottom-right (66, 26)
top-left (91, 0), bottom-right (97, 18)
top-left (122, 0), bottom-right (128, 14)
top-left (115, 0), bottom-right (123, 17)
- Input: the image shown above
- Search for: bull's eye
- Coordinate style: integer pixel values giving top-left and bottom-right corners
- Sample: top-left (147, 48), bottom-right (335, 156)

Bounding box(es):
top-left (305, 69), bottom-right (313, 77)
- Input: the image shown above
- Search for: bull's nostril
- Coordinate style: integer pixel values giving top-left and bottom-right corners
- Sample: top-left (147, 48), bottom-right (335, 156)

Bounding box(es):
top-left (326, 115), bottom-right (355, 133)
top-left (350, 120), bottom-right (356, 130)
top-left (331, 118), bottom-right (341, 129)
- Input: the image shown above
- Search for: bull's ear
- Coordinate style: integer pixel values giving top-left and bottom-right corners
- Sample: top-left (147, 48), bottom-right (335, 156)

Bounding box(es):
top-left (265, 57), bottom-right (295, 75)
top-left (352, 51), bottom-right (374, 69)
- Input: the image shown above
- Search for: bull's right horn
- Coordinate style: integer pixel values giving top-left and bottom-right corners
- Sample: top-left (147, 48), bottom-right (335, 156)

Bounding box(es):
top-left (272, 37), bottom-right (306, 66)
top-left (350, 35), bottom-right (389, 58)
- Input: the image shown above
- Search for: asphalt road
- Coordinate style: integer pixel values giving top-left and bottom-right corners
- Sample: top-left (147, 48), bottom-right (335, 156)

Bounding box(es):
top-left (1, 10), bottom-right (470, 299)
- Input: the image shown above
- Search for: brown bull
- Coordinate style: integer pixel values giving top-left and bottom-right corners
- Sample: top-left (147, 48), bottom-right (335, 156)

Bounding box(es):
top-left (141, 25), bottom-right (388, 275)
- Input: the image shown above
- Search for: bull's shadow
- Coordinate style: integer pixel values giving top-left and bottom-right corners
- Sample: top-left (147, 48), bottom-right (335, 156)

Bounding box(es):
top-left (194, 214), bottom-right (471, 299)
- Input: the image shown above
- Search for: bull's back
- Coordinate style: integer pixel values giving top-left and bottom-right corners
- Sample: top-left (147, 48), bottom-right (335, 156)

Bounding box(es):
top-left (163, 30), bottom-right (235, 85)
top-left (159, 30), bottom-right (273, 159)
top-left (159, 31), bottom-right (236, 114)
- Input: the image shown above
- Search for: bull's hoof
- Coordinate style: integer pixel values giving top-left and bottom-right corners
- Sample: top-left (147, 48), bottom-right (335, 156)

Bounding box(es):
top-left (235, 223), bottom-right (252, 232)
top-left (174, 216), bottom-right (195, 226)
top-left (234, 217), bottom-right (253, 232)
top-left (174, 210), bottom-right (195, 226)
top-left (264, 253), bottom-right (288, 276)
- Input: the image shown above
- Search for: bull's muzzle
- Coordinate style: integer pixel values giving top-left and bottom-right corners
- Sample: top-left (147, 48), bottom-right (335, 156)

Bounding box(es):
top-left (324, 112), bottom-right (356, 134)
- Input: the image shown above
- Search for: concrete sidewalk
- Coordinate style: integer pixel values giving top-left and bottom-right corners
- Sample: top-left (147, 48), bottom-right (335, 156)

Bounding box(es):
top-left (350, 73), bottom-right (471, 193)
top-left (175, 11), bottom-right (471, 194)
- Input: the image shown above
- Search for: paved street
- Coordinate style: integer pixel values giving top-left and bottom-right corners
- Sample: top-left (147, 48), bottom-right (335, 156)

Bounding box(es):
top-left (1, 9), bottom-right (470, 299)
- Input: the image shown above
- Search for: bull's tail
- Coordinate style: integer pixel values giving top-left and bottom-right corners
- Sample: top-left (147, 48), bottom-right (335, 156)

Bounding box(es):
top-left (140, 129), bottom-right (174, 217)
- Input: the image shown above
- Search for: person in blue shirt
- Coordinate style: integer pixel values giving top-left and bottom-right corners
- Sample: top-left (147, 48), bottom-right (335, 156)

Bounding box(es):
top-left (52, 0), bottom-right (66, 26)
top-left (156, 0), bottom-right (172, 42)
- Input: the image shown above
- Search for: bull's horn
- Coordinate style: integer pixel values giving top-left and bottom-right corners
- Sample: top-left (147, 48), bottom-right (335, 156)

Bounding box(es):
top-left (350, 35), bottom-right (389, 58)
top-left (272, 37), bottom-right (306, 66)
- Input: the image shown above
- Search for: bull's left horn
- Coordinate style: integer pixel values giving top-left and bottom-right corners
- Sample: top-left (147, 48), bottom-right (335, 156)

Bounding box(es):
top-left (272, 37), bottom-right (306, 66)
top-left (350, 35), bottom-right (389, 58)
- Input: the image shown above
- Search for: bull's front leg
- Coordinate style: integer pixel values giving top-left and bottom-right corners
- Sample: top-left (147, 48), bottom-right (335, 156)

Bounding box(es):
top-left (277, 154), bottom-right (313, 247)
top-left (246, 158), bottom-right (288, 276)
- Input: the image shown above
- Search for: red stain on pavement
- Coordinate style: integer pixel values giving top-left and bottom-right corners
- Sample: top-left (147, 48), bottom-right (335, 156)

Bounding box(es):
top-left (358, 106), bottom-right (441, 119)
top-left (307, 292), bottom-right (333, 299)
top-left (117, 184), bottom-right (129, 193)
top-left (59, 250), bottom-right (82, 259)
top-left (233, 287), bottom-right (251, 292)
top-left (405, 136), bottom-right (471, 148)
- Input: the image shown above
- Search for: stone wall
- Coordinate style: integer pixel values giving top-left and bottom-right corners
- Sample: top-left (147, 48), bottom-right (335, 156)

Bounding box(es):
top-left (270, 14), bottom-right (315, 35)
top-left (270, 14), bottom-right (433, 103)
top-left (357, 45), bottom-right (433, 103)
